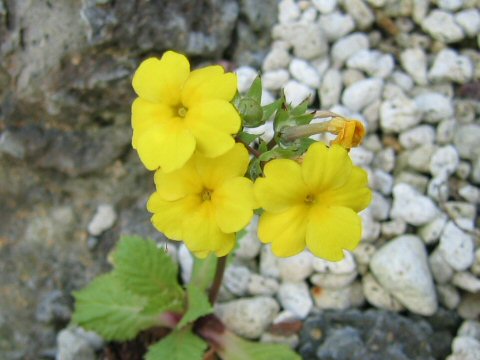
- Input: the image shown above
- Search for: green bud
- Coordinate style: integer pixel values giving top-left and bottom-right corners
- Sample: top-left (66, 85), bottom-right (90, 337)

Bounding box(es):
top-left (237, 97), bottom-right (263, 127)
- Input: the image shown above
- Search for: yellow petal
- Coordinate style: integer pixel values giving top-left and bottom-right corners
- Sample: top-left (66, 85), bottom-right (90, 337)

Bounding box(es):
top-left (257, 205), bottom-right (309, 257)
top-left (301, 143), bottom-right (353, 194)
top-left (132, 52), bottom-right (190, 105)
top-left (194, 143), bottom-right (250, 189)
top-left (154, 159), bottom-right (203, 201)
top-left (182, 202), bottom-right (234, 256)
top-left (306, 206), bottom-right (362, 261)
top-left (131, 98), bottom-right (174, 148)
top-left (186, 100), bottom-right (240, 158)
top-left (147, 192), bottom-right (201, 240)
top-left (254, 159), bottom-right (307, 213)
top-left (136, 120), bottom-right (195, 172)
top-left (322, 167), bottom-right (372, 212)
top-left (213, 177), bottom-right (256, 233)
top-left (182, 70), bottom-right (237, 107)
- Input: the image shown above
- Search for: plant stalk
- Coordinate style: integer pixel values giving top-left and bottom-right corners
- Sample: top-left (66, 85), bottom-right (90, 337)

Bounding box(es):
top-left (208, 256), bottom-right (228, 304)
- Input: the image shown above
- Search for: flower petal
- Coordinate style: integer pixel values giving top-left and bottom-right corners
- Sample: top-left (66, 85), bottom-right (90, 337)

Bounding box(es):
top-left (136, 120), bottom-right (195, 172)
top-left (254, 159), bottom-right (307, 213)
top-left (322, 167), bottom-right (372, 212)
top-left (131, 98), bottom-right (174, 148)
top-left (302, 143), bottom-right (353, 194)
top-left (182, 69), bottom-right (237, 107)
top-left (258, 205), bottom-right (309, 257)
top-left (306, 206), bottom-right (362, 261)
top-left (154, 159), bottom-right (203, 201)
top-left (194, 143), bottom-right (250, 189)
top-left (132, 52), bottom-right (190, 105)
top-left (186, 100), bottom-right (240, 158)
top-left (147, 192), bottom-right (201, 240)
top-left (213, 177), bottom-right (256, 233)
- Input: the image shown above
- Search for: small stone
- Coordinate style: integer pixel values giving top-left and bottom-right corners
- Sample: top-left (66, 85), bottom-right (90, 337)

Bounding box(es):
top-left (430, 145), bottom-right (459, 177)
top-left (391, 71), bottom-right (414, 92)
top-left (262, 43), bottom-right (291, 71)
top-left (178, 244), bottom-right (193, 284)
top-left (347, 49), bottom-right (394, 78)
top-left (381, 218), bottom-right (407, 238)
top-left (341, 78), bottom-right (383, 112)
top-left (370, 235), bottom-right (438, 315)
top-left (260, 332), bottom-right (299, 349)
top-left (310, 271), bottom-right (357, 289)
top-left (458, 320), bottom-right (480, 341)
top-left (319, 68), bottom-right (343, 108)
top-left (278, 281), bottom-right (313, 319)
top-left (359, 208), bottom-right (381, 242)
top-left (235, 66), bottom-right (258, 93)
top-left (380, 96), bottom-right (421, 133)
top-left (444, 201), bottom-right (476, 230)
top-left (372, 148), bottom-right (395, 172)
top-left (455, 9), bottom-right (480, 38)
top-left (422, 10), bottom-right (464, 43)
top-left (400, 48), bottom-right (428, 85)
top-left (418, 213), bottom-right (448, 245)
top-left (457, 161), bottom-right (472, 180)
top-left (427, 175), bottom-right (449, 203)
top-left (331, 32), bottom-right (369, 65)
top-left (452, 272), bottom-right (480, 293)
top-left (370, 169), bottom-right (393, 195)
top-left (262, 69), bottom-right (289, 90)
top-left (87, 204), bottom-right (117, 236)
top-left (223, 265), bottom-right (251, 296)
top-left (437, 0), bottom-right (463, 11)
top-left (349, 147), bottom-right (374, 167)
top-left (311, 281), bottom-right (364, 310)
top-left (458, 293), bottom-right (480, 320)
top-left (415, 92), bottom-right (454, 123)
top-left (289, 58), bottom-right (320, 88)
top-left (472, 249), bottom-right (480, 277)
top-left (278, 251), bottom-right (314, 282)
top-left (363, 273), bottom-right (405, 312)
top-left (278, 0), bottom-right (301, 23)
top-left (56, 327), bottom-right (100, 360)
top-left (454, 124), bottom-right (480, 161)
top-left (407, 144), bottom-right (437, 173)
top-left (391, 183), bottom-right (438, 226)
top-left (319, 11), bottom-right (355, 41)
top-left (312, 0), bottom-right (337, 13)
top-left (459, 184), bottom-right (480, 204)
top-left (429, 248), bottom-right (455, 284)
top-left (352, 243), bottom-right (376, 266)
top-left (343, 0), bottom-right (375, 30)
top-left (429, 48), bottom-right (473, 84)
top-left (0, 131), bottom-right (26, 159)
top-left (370, 192), bottom-right (390, 221)
top-left (215, 297), bottom-right (280, 339)
top-left (452, 337), bottom-right (480, 354)
top-left (437, 119), bottom-right (456, 145)
top-left (439, 221), bottom-right (474, 271)
top-left (394, 171), bottom-right (429, 193)
top-left (311, 251), bottom-right (357, 274)
top-left (260, 245), bottom-right (280, 279)
top-left (437, 284), bottom-right (461, 310)
top-left (399, 125), bottom-right (435, 149)
top-left (247, 274), bottom-right (280, 296)
top-left (283, 80), bottom-right (315, 106)
top-left (235, 217), bottom-right (262, 259)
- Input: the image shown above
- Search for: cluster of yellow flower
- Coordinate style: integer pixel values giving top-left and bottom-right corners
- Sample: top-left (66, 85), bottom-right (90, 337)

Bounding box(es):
top-left (131, 51), bottom-right (372, 261)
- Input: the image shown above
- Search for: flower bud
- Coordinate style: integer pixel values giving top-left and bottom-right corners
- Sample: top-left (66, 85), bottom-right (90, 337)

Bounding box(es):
top-left (236, 97), bottom-right (263, 127)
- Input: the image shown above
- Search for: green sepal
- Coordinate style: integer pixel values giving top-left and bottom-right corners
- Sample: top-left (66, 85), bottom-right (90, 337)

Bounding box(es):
top-left (246, 76), bottom-right (262, 103)
top-left (177, 285), bottom-right (213, 329)
top-left (145, 327), bottom-right (208, 360)
top-left (262, 98), bottom-right (283, 122)
top-left (237, 131), bottom-right (262, 146)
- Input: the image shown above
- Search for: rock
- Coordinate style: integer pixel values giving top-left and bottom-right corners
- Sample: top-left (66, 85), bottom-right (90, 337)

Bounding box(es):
top-left (312, 0), bottom-right (337, 13)
top-left (370, 169), bottom-right (393, 195)
top-left (452, 272), bottom-right (480, 293)
top-left (283, 80), bottom-right (315, 106)
top-left (343, 0), bottom-right (375, 30)
top-left (452, 337), bottom-right (480, 354)
top-left (260, 245), bottom-right (280, 279)
top-left (459, 184), bottom-right (480, 204)
top-left (391, 183), bottom-right (438, 226)
top-left (444, 202), bottom-right (476, 230)
top-left (347, 49), bottom-right (394, 78)
top-left (381, 218), bottom-right (407, 238)
top-left (311, 281), bottom-right (364, 310)
top-left (331, 32), bottom-right (369, 65)
top-left (429, 49), bottom-right (473, 84)
top-left (456, 161), bottom-right (471, 180)
top-left (437, 284), bottom-right (461, 310)
top-left (278, 281), bottom-right (313, 319)
top-left (439, 221), bottom-right (474, 271)
top-left (399, 125), bottom-right (436, 149)
top-left (394, 172), bottom-right (429, 193)
top-left (310, 271), bottom-right (357, 289)
top-left (370, 235), bottom-right (438, 315)
top-left (427, 175), bottom-right (449, 203)
top-left (455, 9), bottom-right (480, 38)
top-left (429, 145), bottom-right (459, 178)
top-left (363, 273), bottom-right (405, 312)
top-left (341, 78), bottom-right (383, 112)
top-left (56, 327), bottom-right (102, 360)
top-left (372, 148), bottom-right (395, 172)
top-left (262, 69), bottom-right (289, 90)
top-left (418, 213), bottom-right (448, 245)
top-left (319, 12), bottom-right (355, 41)
top-left (235, 217), bottom-right (262, 259)
top-left (36, 290), bottom-right (71, 324)
top-left (247, 274), bottom-right (279, 296)
top-left (352, 243), bottom-right (376, 267)
top-left (369, 192), bottom-right (390, 221)
top-left (400, 48), bottom-right (428, 85)
top-left (235, 66), bottom-right (258, 93)
top-left (289, 58), bottom-right (320, 88)
top-left (415, 92), bottom-right (454, 123)
top-left (215, 297), bottom-right (280, 339)
top-left (223, 265), bottom-right (251, 296)
top-left (312, 250), bottom-right (356, 274)
top-left (408, 144), bottom-right (438, 173)
top-left (359, 208), bottom-right (381, 242)
top-left (319, 68), bottom-right (343, 108)
top-left (349, 147), bottom-right (374, 167)
top-left (262, 42), bottom-right (291, 71)
top-left (422, 10), bottom-right (464, 43)
top-left (278, 0), bottom-right (300, 23)
top-left (0, 131), bottom-right (26, 159)
top-left (458, 320), bottom-right (480, 340)
top-left (278, 251), bottom-right (314, 282)
top-left (391, 70), bottom-right (415, 92)
top-left (87, 204), bottom-right (117, 236)
top-left (454, 124), bottom-right (480, 161)
top-left (178, 244), bottom-right (193, 284)
top-left (458, 293), bottom-right (480, 320)
top-left (429, 248), bottom-right (455, 284)
top-left (380, 96), bottom-right (421, 133)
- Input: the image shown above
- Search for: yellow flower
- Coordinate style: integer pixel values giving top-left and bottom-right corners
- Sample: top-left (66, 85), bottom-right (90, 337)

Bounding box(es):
top-left (147, 143), bottom-right (256, 258)
top-left (132, 51), bottom-right (241, 172)
top-left (329, 117), bottom-right (365, 149)
top-left (254, 142), bottom-right (372, 261)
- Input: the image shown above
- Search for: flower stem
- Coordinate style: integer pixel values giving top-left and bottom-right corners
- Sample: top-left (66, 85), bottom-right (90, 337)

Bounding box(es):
top-left (281, 121), bottom-right (330, 142)
top-left (208, 256), bottom-right (228, 304)
top-left (236, 138), bottom-right (262, 158)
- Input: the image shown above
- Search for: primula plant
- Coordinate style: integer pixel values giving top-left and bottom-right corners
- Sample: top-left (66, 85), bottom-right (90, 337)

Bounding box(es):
top-left (72, 51), bottom-right (372, 359)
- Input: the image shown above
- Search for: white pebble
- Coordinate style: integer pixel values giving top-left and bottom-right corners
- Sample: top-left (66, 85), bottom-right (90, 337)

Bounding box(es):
top-left (278, 282), bottom-right (313, 319)
top-left (455, 9), bottom-right (480, 37)
top-left (399, 125), bottom-right (435, 149)
top-left (391, 183), bottom-right (438, 225)
top-left (342, 78), bottom-right (383, 112)
top-left (278, 0), bottom-right (301, 23)
top-left (418, 213), bottom-right (448, 245)
top-left (289, 58), bottom-right (320, 88)
top-left (319, 68), bottom-right (343, 108)
top-left (429, 248), bottom-right (454, 284)
top-left (248, 274), bottom-right (280, 296)
top-left (439, 221), bottom-right (475, 271)
top-left (415, 92), bottom-right (454, 123)
top-left (235, 66), bottom-right (258, 93)
top-left (319, 11), bottom-right (355, 41)
top-left (429, 48), bottom-right (473, 84)
top-left (452, 272), bottom-right (480, 293)
top-left (312, 0), bottom-right (337, 13)
top-left (283, 80), bottom-right (315, 106)
top-left (400, 48), bottom-right (428, 85)
top-left (437, 284), bottom-right (461, 310)
top-left (362, 273), bottom-right (405, 312)
top-left (347, 49), bottom-right (394, 78)
top-left (311, 281), bottom-right (364, 310)
top-left (223, 265), bottom-right (251, 296)
top-left (262, 69), bottom-right (289, 90)
top-left (331, 32), bottom-right (369, 65)
top-left (429, 145), bottom-right (459, 177)
top-left (422, 10), bottom-right (464, 43)
top-left (343, 0), bottom-right (375, 30)
top-left (380, 96), bottom-right (421, 133)
top-left (87, 204), bottom-right (116, 236)
top-left (278, 251), bottom-right (314, 282)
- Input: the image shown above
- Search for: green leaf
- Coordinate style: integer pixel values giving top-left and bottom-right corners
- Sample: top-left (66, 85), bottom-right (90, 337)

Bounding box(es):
top-left (248, 158), bottom-right (263, 180)
top-left (221, 335), bottom-right (301, 360)
top-left (247, 76), bottom-right (262, 103)
top-left (177, 285), bottom-right (213, 328)
top-left (237, 131), bottom-right (262, 145)
top-left (262, 98), bottom-right (283, 122)
top-left (113, 236), bottom-right (184, 311)
top-left (72, 273), bottom-right (162, 341)
top-left (145, 327), bottom-right (208, 360)
top-left (273, 108), bottom-right (290, 133)
top-left (190, 254), bottom-right (217, 292)
top-left (290, 99), bottom-right (309, 116)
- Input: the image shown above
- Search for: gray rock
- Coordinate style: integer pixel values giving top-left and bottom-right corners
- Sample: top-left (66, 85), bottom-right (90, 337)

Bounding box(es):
top-left (278, 281), bottom-right (313, 319)
top-left (342, 78), bottom-right (383, 112)
top-left (454, 124), bottom-right (480, 161)
top-left (311, 281), bottom-right (364, 310)
top-left (458, 293), bottom-right (480, 320)
top-left (439, 222), bottom-right (474, 271)
top-left (452, 272), bottom-right (480, 293)
top-left (87, 204), bottom-right (116, 236)
top-left (437, 284), bottom-right (461, 310)
top-left (278, 251), bottom-right (314, 282)
top-left (289, 58), bottom-right (320, 88)
top-left (363, 273), bottom-right (405, 312)
top-left (331, 32), bottom-right (369, 65)
top-left (429, 49), bottom-right (473, 84)
top-left (455, 9), bottom-right (480, 37)
top-left (56, 327), bottom-right (102, 360)
top-left (429, 248), bottom-right (455, 284)
top-left (223, 265), bottom-right (251, 296)
top-left (391, 183), bottom-right (438, 226)
top-left (319, 68), bottom-right (343, 108)
top-left (319, 12), bottom-right (355, 41)
top-left (400, 48), bottom-right (428, 85)
top-left (422, 10), bottom-right (464, 43)
top-left (399, 125), bottom-right (436, 149)
top-left (415, 92), bottom-right (454, 123)
top-left (370, 235), bottom-right (438, 315)
top-left (247, 274), bottom-right (279, 296)
top-left (380, 96), bottom-right (421, 133)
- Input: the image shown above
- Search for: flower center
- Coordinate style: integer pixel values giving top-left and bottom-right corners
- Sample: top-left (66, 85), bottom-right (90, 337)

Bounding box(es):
top-left (177, 106), bottom-right (188, 118)
top-left (304, 194), bottom-right (316, 205)
top-left (201, 188), bottom-right (213, 201)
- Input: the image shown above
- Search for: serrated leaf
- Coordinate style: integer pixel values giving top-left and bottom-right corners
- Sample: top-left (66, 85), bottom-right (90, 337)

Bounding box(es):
top-left (145, 327), bottom-right (208, 360)
top-left (247, 76), bottom-right (262, 103)
top-left (113, 236), bottom-right (184, 311)
top-left (72, 273), bottom-right (161, 341)
top-left (177, 285), bottom-right (213, 328)
top-left (221, 334), bottom-right (301, 360)
top-left (237, 131), bottom-right (262, 145)
top-left (190, 254), bottom-right (217, 292)
top-left (290, 99), bottom-right (309, 116)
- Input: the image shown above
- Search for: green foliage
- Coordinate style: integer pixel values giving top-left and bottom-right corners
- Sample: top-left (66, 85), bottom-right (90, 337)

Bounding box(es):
top-left (237, 131), bottom-right (262, 146)
top-left (177, 285), bottom-right (213, 328)
top-left (190, 253), bottom-right (218, 292)
top-left (247, 76), bottom-right (262, 103)
top-left (222, 335), bottom-right (301, 360)
top-left (262, 98), bottom-right (283, 122)
top-left (72, 236), bottom-right (185, 341)
top-left (273, 99), bottom-right (314, 134)
top-left (145, 327), bottom-right (208, 360)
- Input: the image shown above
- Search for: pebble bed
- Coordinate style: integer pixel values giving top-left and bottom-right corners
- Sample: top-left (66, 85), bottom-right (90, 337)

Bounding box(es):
top-left (57, 0), bottom-right (480, 359)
